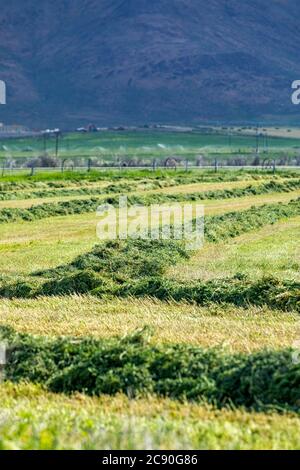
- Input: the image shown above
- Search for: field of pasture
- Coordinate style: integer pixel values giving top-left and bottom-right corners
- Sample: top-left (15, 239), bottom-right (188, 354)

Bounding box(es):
top-left (0, 168), bottom-right (299, 450)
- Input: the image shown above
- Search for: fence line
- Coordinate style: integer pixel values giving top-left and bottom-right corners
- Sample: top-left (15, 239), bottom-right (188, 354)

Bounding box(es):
top-left (1, 165), bottom-right (300, 176)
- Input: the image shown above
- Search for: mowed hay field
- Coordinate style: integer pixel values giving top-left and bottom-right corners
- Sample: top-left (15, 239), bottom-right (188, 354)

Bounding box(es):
top-left (0, 169), bottom-right (300, 450)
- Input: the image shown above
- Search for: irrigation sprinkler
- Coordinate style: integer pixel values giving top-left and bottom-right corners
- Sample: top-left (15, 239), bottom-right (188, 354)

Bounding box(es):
top-left (262, 158), bottom-right (269, 170)
top-left (262, 158), bottom-right (276, 173)
top-left (41, 129), bottom-right (61, 157)
top-left (41, 129), bottom-right (52, 155)
top-left (61, 158), bottom-right (68, 172)
top-left (214, 158), bottom-right (218, 173)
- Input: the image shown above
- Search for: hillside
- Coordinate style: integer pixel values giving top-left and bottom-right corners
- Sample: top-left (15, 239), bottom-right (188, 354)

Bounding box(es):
top-left (0, 0), bottom-right (300, 127)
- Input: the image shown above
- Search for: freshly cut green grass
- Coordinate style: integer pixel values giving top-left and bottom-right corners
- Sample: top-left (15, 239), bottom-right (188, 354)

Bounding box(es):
top-left (0, 382), bottom-right (299, 450)
top-left (156, 177), bottom-right (277, 194)
top-left (198, 190), bottom-right (300, 216)
top-left (0, 193), bottom-right (99, 209)
top-left (1, 172), bottom-right (276, 200)
top-left (0, 196), bottom-right (107, 224)
top-left (120, 275), bottom-right (300, 311)
top-left (146, 179), bottom-right (300, 204)
top-left (0, 190), bottom-right (299, 278)
top-left (1, 168), bottom-right (300, 451)
top-left (0, 296), bottom-right (298, 353)
top-left (204, 197), bottom-right (300, 242)
top-left (2, 327), bottom-right (300, 412)
top-left (0, 176), bottom-right (274, 208)
top-left (1, 178), bottom-right (300, 223)
top-left (0, 179), bottom-right (168, 205)
top-left (1, 199), bottom-right (299, 310)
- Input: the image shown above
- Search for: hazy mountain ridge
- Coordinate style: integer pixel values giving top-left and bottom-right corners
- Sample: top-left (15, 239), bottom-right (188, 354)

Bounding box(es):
top-left (0, 0), bottom-right (300, 127)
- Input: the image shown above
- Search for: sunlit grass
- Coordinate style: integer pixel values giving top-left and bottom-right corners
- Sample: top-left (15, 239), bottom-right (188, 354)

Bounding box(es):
top-left (0, 382), bottom-right (299, 450)
top-left (0, 296), bottom-right (298, 353)
top-left (168, 216), bottom-right (300, 282)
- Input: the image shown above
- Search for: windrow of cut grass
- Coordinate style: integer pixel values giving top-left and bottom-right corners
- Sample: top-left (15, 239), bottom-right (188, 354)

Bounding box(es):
top-left (0, 177), bottom-right (265, 203)
top-left (0, 239), bottom-right (189, 298)
top-left (0, 179), bottom-right (173, 202)
top-left (119, 275), bottom-right (300, 312)
top-left (0, 182), bottom-right (134, 201)
top-left (0, 196), bottom-right (103, 223)
top-left (1, 327), bottom-right (299, 413)
top-left (1, 199), bottom-right (300, 310)
top-left (146, 179), bottom-right (300, 204)
top-left (1, 179), bottom-right (300, 224)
